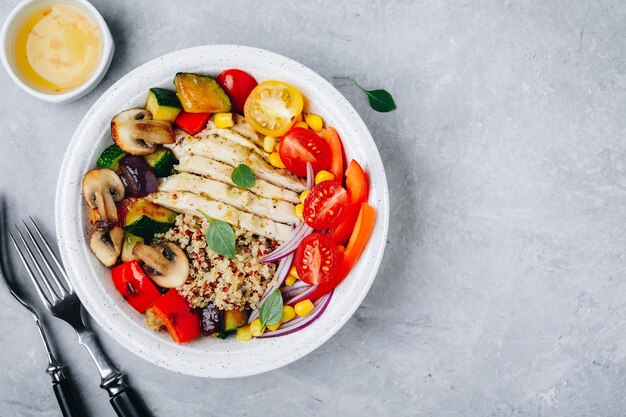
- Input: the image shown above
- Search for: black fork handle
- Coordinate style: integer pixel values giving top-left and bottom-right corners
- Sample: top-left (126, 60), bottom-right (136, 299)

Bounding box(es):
top-left (110, 387), bottom-right (149, 417)
top-left (52, 377), bottom-right (84, 417)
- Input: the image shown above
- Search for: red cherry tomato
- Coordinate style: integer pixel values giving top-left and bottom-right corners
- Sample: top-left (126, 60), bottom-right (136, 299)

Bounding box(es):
top-left (279, 127), bottom-right (331, 176)
top-left (216, 69), bottom-right (258, 114)
top-left (303, 181), bottom-right (349, 229)
top-left (295, 233), bottom-right (340, 286)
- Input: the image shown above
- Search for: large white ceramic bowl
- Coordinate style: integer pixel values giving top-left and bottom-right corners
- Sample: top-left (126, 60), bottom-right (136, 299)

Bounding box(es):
top-left (56, 45), bottom-right (389, 378)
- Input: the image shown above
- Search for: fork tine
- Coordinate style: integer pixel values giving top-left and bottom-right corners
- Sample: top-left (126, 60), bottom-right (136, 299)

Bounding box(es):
top-left (28, 216), bottom-right (73, 292)
top-left (21, 220), bottom-right (68, 297)
top-left (9, 232), bottom-right (52, 309)
top-left (14, 226), bottom-right (60, 303)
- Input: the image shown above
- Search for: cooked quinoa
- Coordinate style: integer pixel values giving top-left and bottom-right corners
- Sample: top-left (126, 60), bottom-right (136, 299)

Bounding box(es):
top-left (155, 214), bottom-right (279, 311)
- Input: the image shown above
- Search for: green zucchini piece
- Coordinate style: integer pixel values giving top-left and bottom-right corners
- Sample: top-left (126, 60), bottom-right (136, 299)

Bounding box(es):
top-left (145, 88), bottom-right (182, 122)
top-left (120, 232), bottom-right (144, 262)
top-left (144, 148), bottom-right (178, 177)
top-left (223, 309), bottom-right (249, 332)
top-left (124, 198), bottom-right (177, 240)
top-left (97, 144), bottom-right (126, 170)
top-left (174, 73), bottom-right (231, 113)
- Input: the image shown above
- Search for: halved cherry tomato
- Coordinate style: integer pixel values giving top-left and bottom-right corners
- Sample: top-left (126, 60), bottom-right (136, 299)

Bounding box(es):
top-left (345, 160), bottom-right (369, 204)
top-left (111, 261), bottom-right (161, 313)
top-left (303, 181), bottom-right (349, 229)
top-left (175, 111), bottom-right (211, 136)
top-left (308, 203), bottom-right (376, 302)
top-left (279, 127), bottom-right (331, 176)
top-left (295, 233), bottom-right (340, 286)
top-left (216, 69), bottom-right (258, 114)
top-left (321, 127), bottom-right (344, 181)
top-left (244, 81), bottom-right (304, 136)
top-left (152, 289), bottom-right (201, 344)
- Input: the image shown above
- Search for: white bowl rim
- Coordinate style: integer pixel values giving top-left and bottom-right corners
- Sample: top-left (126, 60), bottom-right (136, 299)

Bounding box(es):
top-left (0, 0), bottom-right (114, 104)
top-left (55, 44), bottom-right (389, 378)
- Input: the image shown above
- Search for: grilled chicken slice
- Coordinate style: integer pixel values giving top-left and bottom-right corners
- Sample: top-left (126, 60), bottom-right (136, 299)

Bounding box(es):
top-left (169, 130), bottom-right (306, 193)
top-left (159, 173), bottom-right (298, 225)
top-left (205, 118), bottom-right (270, 161)
top-left (147, 191), bottom-right (292, 242)
top-left (230, 114), bottom-right (264, 147)
top-left (175, 155), bottom-right (300, 204)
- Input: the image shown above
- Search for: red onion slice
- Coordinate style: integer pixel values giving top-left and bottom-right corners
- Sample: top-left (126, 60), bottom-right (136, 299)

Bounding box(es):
top-left (257, 291), bottom-right (333, 338)
top-left (248, 254), bottom-right (293, 323)
top-left (285, 284), bottom-right (318, 305)
top-left (305, 162), bottom-right (314, 190)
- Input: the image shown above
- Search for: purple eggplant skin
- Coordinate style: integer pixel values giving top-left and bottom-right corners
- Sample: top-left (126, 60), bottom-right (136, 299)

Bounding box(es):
top-left (117, 155), bottom-right (158, 197)
top-left (201, 304), bottom-right (224, 335)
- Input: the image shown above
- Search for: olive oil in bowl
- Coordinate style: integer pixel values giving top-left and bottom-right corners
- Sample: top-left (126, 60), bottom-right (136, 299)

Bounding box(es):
top-left (13, 3), bottom-right (102, 94)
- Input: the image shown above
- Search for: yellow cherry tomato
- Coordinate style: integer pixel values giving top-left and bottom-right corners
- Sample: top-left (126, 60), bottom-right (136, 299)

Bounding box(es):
top-left (244, 81), bottom-right (304, 136)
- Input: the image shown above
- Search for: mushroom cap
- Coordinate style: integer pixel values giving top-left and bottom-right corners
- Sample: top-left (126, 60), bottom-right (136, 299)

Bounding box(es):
top-left (132, 241), bottom-right (189, 288)
top-left (111, 109), bottom-right (175, 155)
top-left (82, 168), bottom-right (125, 222)
top-left (89, 225), bottom-right (124, 267)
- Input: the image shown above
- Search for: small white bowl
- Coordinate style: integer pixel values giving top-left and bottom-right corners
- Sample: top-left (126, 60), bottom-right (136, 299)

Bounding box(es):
top-left (0, 0), bottom-right (114, 104)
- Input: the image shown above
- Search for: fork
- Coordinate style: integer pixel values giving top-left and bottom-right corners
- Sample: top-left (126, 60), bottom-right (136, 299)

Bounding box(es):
top-left (0, 203), bottom-right (83, 417)
top-left (9, 217), bottom-right (149, 417)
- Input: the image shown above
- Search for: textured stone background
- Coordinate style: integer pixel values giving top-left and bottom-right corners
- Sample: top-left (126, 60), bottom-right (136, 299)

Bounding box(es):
top-left (1, 0), bottom-right (626, 416)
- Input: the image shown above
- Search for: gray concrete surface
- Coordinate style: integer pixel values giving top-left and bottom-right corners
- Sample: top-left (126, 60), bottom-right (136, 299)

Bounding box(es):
top-left (1, 0), bottom-right (626, 416)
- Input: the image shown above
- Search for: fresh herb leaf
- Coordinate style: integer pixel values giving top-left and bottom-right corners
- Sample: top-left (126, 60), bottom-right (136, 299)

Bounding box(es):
top-left (197, 209), bottom-right (236, 259)
top-left (259, 288), bottom-right (283, 328)
top-left (351, 80), bottom-right (397, 112)
top-left (231, 163), bottom-right (255, 189)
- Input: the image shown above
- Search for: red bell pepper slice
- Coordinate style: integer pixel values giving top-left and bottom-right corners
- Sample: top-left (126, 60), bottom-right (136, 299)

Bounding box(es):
top-left (310, 203), bottom-right (376, 301)
top-left (321, 127), bottom-right (344, 182)
top-left (111, 260), bottom-right (161, 313)
top-left (345, 160), bottom-right (369, 204)
top-left (175, 111), bottom-right (211, 136)
top-left (152, 289), bottom-right (201, 344)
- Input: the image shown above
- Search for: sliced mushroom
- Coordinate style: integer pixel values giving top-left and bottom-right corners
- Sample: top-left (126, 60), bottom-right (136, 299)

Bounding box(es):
top-left (82, 168), bottom-right (125, 222)
top-left (89, 224), bottom-right (124, 267)
top-left (132, 241), bottom-right (189, 288)
top-left (111, 109), bottom-right (175, 155)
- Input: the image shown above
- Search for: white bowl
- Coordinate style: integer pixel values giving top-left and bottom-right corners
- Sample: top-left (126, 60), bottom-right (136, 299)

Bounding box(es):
top-left (56, 45), bottom-right (389, 377)
top-left (0, 0), bottom-right (114, 104)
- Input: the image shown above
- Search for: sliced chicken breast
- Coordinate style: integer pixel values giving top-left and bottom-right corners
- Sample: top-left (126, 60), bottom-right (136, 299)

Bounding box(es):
top-left (159, 173), bottom-right (298, 224)
top-left (169, 131), bottom-right (306, 193)
top-left (147, 191), bottom-right (292, 242)
top-left (175, 155), bottom-right (300, 204)
top-left (205, 119), bottom-right (270, 161)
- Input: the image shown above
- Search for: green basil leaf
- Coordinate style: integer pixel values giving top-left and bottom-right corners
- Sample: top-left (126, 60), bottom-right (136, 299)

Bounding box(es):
top-left (197, 209), bottom-right (236, 259)
top-left (259, 288), bottom-right (283, 328)
top-left (231, 163), bottom-right (255, 189)
top-left (352, 80), bottom-right (397, 112)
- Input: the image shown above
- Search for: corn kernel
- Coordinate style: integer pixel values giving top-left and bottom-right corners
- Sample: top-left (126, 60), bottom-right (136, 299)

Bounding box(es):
top-left (294, 121), bottom-right (309, 129)
top-left (282, 305), bottom-right (296, 323)
top-left (305, 114), bottom-right (324, 132)
top-left (294, 299), bottom-right (315, 317)
top-left (274, 141), bottom-right (281, 152)
top-left (285, 275), bottom-right (297, 286)
top-left (315, 170), bottom-right (335, 184)
top-left (299, 190), bottom-right (310, 204)
top-left (295, 113), bottom-right (303, 122)
top-left (289, 266), bottom-right (299, 279)
top-left (294, 203), bottom-right (303, 219)
top-left (214, 112), bottom-right (234, 128)
top-left (236, 325), bottom-right (253, 341)
top-left (263, 136), bottom-right (276, 153)
top-left (269, 152), bottom-right (286, 168)
top-left (267, 322), bottom-right (281, 331)
top-left (249, 319), bottom-right (264, 337)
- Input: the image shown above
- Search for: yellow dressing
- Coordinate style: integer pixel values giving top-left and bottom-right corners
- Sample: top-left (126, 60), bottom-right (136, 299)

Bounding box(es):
top-left (14, 4), bottom-right (102, 94)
